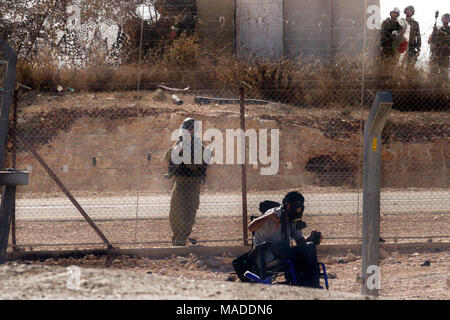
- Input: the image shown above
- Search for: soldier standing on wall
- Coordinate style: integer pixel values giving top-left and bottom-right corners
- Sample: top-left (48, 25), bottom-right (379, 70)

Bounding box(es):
top-left (381, 7), bottom-right (403, 60)
top-left (404, 6), bottom-right (422, 68)
top-left (164, 118), bottom-right (209, 246)
top-left (429, 13), bottom-right (450, 79)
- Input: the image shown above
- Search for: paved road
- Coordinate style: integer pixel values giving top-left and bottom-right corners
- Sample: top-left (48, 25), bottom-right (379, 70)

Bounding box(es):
top-left (14, 190), bottom-right (450, 221)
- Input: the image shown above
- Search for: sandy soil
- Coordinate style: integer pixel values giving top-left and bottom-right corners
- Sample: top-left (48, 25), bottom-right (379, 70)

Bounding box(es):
top-left (0, 262), bottom-right (369, 300)
top-left (3, 249), bottom-right (448, 300)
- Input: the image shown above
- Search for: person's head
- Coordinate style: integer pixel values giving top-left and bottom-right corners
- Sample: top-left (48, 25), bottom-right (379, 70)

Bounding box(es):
top-left (390, 7), bottom-right (400, 20)
top-left (443, 13), bottom-right (450, 26)
top-left (181, 117), bottom-right (195, 136)
top-left (282, 191), bottom-right (305, 222)
top-left (404, 6), bottom-right (415, 18)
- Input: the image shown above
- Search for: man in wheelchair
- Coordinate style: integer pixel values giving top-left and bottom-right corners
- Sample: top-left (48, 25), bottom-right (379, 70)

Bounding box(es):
top-left (233, 191), bottom-right (323, 288)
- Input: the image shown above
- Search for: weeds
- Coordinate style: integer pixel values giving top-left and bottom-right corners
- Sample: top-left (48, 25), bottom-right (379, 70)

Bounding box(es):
top-left (14, 33), bottom-right (449, 112)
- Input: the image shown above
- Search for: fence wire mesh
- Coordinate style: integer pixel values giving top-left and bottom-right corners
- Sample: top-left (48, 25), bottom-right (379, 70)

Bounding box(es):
top-left (1, 0), bottom-right (448, 250)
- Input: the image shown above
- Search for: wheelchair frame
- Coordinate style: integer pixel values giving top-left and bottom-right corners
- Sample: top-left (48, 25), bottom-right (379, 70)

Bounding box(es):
top-left (243, 214), bottom-right (329, 290)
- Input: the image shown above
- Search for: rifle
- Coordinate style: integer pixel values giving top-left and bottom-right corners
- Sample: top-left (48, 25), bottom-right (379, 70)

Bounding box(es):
top-left (429, 11), bottom-right (439, 49)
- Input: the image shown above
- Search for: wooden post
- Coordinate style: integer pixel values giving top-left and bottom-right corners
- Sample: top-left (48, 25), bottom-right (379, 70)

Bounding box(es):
top-left (361, 92), bottom-right (393, 296)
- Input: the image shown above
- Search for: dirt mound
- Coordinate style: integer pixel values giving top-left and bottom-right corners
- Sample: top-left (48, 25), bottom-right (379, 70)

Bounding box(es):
top-left (0, 263), bottom-right (370, 300)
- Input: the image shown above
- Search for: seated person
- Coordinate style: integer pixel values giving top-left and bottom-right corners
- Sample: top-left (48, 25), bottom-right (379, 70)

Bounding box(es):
top-left (248, 191), bottom-right (322, 288)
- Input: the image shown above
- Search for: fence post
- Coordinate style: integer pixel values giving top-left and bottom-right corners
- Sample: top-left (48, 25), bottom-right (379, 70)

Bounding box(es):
top-left (240, 86), bottom-right (248, 246)
top-left (0, 35), bottom-right (17, 168)
top-left (361, 92), bottom-right (393, 296)
top-left (11, 89), bottom-right (18, 251)
top-left (0, 170), bottom-right (28, 264)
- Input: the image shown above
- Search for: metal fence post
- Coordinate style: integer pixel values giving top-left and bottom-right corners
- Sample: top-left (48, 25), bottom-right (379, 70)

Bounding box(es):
top-left (361, 92), bottom-right (393, 296)
top-left (0, 35), bottom-right (17, 168)
top-left (0, 170), bottom-right (28, 264)
top-left (240, 86), bottom-right (248, 246)
top-left (11, 89), bottom-right (18, 251)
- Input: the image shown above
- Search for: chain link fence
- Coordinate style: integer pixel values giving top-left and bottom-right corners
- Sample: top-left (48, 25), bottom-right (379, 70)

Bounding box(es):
top-left (1, 0), bottom-right (449, 250)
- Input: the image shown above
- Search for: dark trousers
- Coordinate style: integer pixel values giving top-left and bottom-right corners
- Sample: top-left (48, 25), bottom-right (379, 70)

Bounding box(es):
top-left (271, 242), bottom-right (320, 288)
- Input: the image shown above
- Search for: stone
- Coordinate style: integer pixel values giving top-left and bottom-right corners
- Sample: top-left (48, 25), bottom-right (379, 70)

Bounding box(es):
top-left (219, 265), bottom-right (227, 272)
top-left (420, 260), bottom-right (431, 267)
top-left (379, 248), bottom-right (388, 260)
top-left (345, 252), bottom-right (357, 262)
top-left (226, 275), bottom-right (237, 282)
top-left (324, 256), bottom-right (335, 264)
top-left (152, 89), bottom-right (167, 102)
top-left (205, 257), bottom-right (222, 268)
top-left (85, 254), bottom-right (96, 260)
top-left (226, 251), bottom-right (236, 258)
top-left (176, 256), bottom-right (188, 264)
top-left (188, 253), bottom-right (197, 260)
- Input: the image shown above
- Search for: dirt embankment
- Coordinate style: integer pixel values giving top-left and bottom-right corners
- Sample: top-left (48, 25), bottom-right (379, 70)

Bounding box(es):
top-left (3, 247), bottom-right (449, 300)
top-left (7, 91), bottom-right (449, 194)
top-left (0, 263), bottom-right (370, 300)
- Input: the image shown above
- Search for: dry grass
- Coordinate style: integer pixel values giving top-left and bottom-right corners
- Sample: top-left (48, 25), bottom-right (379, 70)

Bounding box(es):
top-left (15, 33), bottom-right (449, 112)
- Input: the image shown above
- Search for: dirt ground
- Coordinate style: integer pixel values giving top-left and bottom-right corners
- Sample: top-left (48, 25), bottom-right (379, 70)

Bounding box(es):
top-left (12, 212), bottom-right (450, 249)
top-left (3, 248), bottom-right (449, 300)
top-left (0, 262), bottom-right (369, 300)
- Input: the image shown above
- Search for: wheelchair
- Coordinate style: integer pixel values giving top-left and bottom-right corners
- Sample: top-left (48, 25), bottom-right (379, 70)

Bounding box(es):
top-left (232, 207), bottom-right (329, 290)
top-left (242, 241), bottom-right (329, 290)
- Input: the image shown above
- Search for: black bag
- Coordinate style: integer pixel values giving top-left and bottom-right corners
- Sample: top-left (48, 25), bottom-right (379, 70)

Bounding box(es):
top-left (232, 251), bottom-right (255, 282)
top-left (259, 200), bottom-right (281, 214)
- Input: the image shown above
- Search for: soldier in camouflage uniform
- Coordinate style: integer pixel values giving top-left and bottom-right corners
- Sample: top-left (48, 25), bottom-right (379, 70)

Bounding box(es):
top-left (404, 6), bottom-right (422, 67)
top-left (381, 8), bottom-right (403, 59)
top-left (164, 118), bottom-right (209, 246)
top-left (429, 13), bottom-right (450, 78)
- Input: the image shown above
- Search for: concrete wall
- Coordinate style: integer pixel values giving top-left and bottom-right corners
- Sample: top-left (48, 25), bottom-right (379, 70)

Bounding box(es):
top-left (284, 0), bottom-right (380, 58)
top-left (236, 0), bottom-right (284, 59)
top-left (196, 0), bottom-right (380, 59)
top-left (284, 0), bottom-right (332, 58)
top-left (196, 0), bottom-right (235, 52)
top-left (331, 0), bottom-right (380, 57)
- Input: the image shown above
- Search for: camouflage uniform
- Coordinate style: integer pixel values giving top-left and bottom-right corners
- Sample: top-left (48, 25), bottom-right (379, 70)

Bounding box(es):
top-left (405, 17), bottom-right (421, 65)
top-left (164, 136), bottom-right (208, 246)
top-left (430, 25), bottom-right (450, 77)
top-left (381, 17), bottom-right (403, 58)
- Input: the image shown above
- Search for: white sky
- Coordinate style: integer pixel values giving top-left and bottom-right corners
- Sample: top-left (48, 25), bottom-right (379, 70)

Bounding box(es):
top-left (381, 0), bottom-right (450, 63)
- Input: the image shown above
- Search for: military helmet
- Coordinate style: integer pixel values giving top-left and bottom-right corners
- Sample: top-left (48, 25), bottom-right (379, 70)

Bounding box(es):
top-left (442, 13), bottom-right (450, 22)
top-left (404, 6), bottom-right (415, 14)
top-left (181, 117), bottom-right (196, 130)
top-left (390, 7), bottom-right (401, 16)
